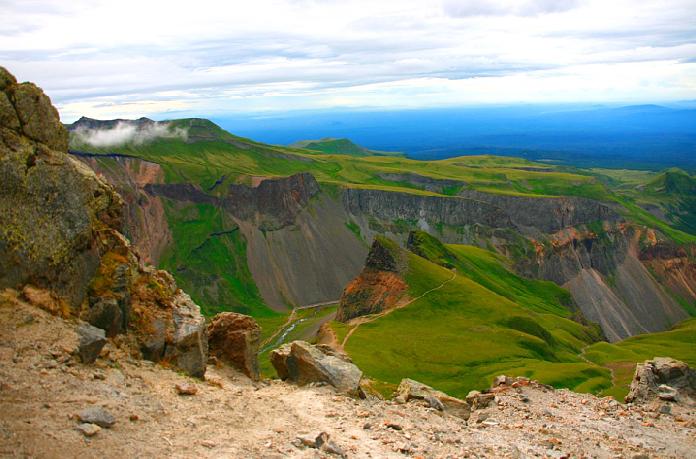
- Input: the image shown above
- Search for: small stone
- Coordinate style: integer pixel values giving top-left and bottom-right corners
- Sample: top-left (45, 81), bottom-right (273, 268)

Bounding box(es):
top-left (129, 414), bottom-right (139, 422)
top-left (201, 440), bottom-right (216, 449)
top-left (384, 422), bottom-right (402, 430)
top-left (76, 423), bottom-right (101, 437)
top-left (77, 407), bottom-right (115, 428)
top-left (175, 382), bottom-right (198, 396)
top-left (363, 422), bottom-right (372, 430)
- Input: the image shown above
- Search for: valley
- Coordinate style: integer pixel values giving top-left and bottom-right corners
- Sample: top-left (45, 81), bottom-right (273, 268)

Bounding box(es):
top-left (65, 115), bottom-right (696, 400)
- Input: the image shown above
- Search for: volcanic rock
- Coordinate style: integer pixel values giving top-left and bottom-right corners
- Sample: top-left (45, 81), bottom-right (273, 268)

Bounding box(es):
top-left (270, 341), bottom-right (362, 395)
top-left (207, 312), bottom-right (260, 380)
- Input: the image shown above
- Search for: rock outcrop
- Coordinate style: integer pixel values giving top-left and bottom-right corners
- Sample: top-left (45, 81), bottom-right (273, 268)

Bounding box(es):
top-left (270, 341), bottom-right (363, 395)
top-left (394, 378), bottom-right (471, 420)
top-left (0, 66), bottom-right (207, 376)
top-left (342, 187), bottom-right (617, 235)
top-left (625, 358), bottom-right (696, 405)
top-left (336, 237), bottom-right (408, 322)
top-left (207, 312), bottom-right (261, 380)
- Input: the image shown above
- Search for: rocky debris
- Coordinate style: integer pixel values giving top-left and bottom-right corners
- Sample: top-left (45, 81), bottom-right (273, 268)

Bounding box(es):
top-left (207, 312), bottom-right (260, 380)
top-left (295, 431), bottom-right (346, 457)
top-left (76, 323), bottom-right (107, 364)
top-left (270, 341), bottom-right (362, 395)
top-left (466, 390), bottom-right (497, 410)
top-left (175, 382), bottom-right (198, 396)
top-left (77, 407), bottom-right (116, 428)
top-left (76, 423), bottom-right (101, 437)
top-left (1, 299), bottom-right (695, 458)
top-left (394, 378), bottom-right (471, 420)
top-left (0, 67), bottom-right (209, 378)
top-left (626, 358), bottom-right (696, 405)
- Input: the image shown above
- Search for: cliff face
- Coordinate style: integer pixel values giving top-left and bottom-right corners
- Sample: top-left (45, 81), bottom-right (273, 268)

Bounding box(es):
top-left (0, 67), bottom-right (207, 376)
top-left (343, 187), bottom-right (617, 236)
top-left (520, 225), bottom-right (689, 341)
top-left (77, 156), bottom-right (172, 265)
top-left (123, 172), bottom-right (366, 310)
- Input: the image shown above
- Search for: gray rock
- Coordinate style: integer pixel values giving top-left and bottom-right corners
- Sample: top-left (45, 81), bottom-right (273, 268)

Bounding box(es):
top-left (76, 324), bottom-right (106, 364)
top-left (77, 407), bottom-right (115, 428)
top-left (625, 358), bottom-right (696, 404)
top-left (164, 292), bottom-right (208, 378)
top-left (270, 341), bottom-right (362, 395)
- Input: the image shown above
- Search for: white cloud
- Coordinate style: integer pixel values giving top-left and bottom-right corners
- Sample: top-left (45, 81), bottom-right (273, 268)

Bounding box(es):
top-left (71, 121), bottom-right (188, 147)
top-left (1, 0), bottom-right (695, 120)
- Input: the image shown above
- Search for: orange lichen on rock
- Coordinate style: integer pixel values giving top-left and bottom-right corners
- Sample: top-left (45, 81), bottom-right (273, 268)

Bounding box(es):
top-left (336, 269), bottom-right (408, 322)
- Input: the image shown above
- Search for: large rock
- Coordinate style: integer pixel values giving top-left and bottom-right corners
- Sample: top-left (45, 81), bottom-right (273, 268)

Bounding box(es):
top-left (0, 66), bottom-right (208, 377)
top-left (270, 341), bottom-right (362, 395)
top-left (0, 66), bottom-right (123, 309)
top-left (625, 357), bottom-right (696, 405)
top-left (207, 312), bottom-right (260, 380)
top-left (394, 378), bottom-right (471, 420)
top-left (166, 291), bottom-right (208, 378)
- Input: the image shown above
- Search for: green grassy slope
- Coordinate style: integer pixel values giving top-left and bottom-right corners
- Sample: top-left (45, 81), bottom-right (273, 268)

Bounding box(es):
top-left (69, 119), bottom-right (614, 201)
top-left (592, 168), bottom-right (696, 243)
top-left (336, 238), bottom-right (609, 399)
top-left (291, 138), bottom-right (402, 157)
top-left (157, 201), bottom-right (274, 317)
top-left (583, 318), bottom-right (696, 400)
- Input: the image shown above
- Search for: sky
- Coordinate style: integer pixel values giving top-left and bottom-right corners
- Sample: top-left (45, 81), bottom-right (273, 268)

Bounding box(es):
top-left (1, 0), bottom-right (696, 122)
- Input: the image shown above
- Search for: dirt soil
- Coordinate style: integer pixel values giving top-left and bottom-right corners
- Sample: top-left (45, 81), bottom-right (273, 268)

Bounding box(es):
top-left (1, 292), bottom-right (695, 458)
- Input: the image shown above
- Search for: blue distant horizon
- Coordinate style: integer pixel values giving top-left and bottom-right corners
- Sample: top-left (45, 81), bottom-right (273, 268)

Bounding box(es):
top-left (208, 104), bottom-right (696, 171)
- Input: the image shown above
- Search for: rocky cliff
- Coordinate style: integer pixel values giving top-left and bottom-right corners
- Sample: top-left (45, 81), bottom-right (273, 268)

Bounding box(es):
top-left (0, 67), bottom-right (207, 376)
top-left (518, 225), bottom-right (690, 341)
top-left (336, 237), bottom-right (408, 322)
top-left (76, 155), bottom-right (172, 265)
top-left (343, 186), bottom-right (618, 237)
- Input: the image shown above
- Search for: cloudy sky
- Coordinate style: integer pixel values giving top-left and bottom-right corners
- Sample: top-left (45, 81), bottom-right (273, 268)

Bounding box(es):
top-left (2, 0), bottom-right (696, 121)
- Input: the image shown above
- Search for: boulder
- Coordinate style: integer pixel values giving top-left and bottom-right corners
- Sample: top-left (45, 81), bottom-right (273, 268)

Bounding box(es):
top-left (76, 323), bottom-right (107, 364)
top-left (165, 291), bottom-right (208, 378)
top-left (270, 341), bottom-right (362, 395)
top-left (394, 378), bottom-right (471, 420)
top-left (625, 357), bottom-right (696, 405)
top-left (77, 407), bottom-right (115, 428)
top-left (207, 312), bottom-right (261, 380)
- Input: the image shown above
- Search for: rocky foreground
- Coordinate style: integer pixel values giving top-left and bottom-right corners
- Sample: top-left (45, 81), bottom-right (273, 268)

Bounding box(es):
top-left (1, 292), bottom-right (695, 459)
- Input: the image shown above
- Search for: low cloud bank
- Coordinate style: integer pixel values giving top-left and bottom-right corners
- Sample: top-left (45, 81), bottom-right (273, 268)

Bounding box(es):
top-left (72, 121), bottom-right (188, 147)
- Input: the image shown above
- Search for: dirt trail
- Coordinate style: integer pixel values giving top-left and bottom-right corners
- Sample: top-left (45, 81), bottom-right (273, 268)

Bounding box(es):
top-left (2, 292), bottom-right (694, 458)
top-left (341, 270), bottom-right (457, 348)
